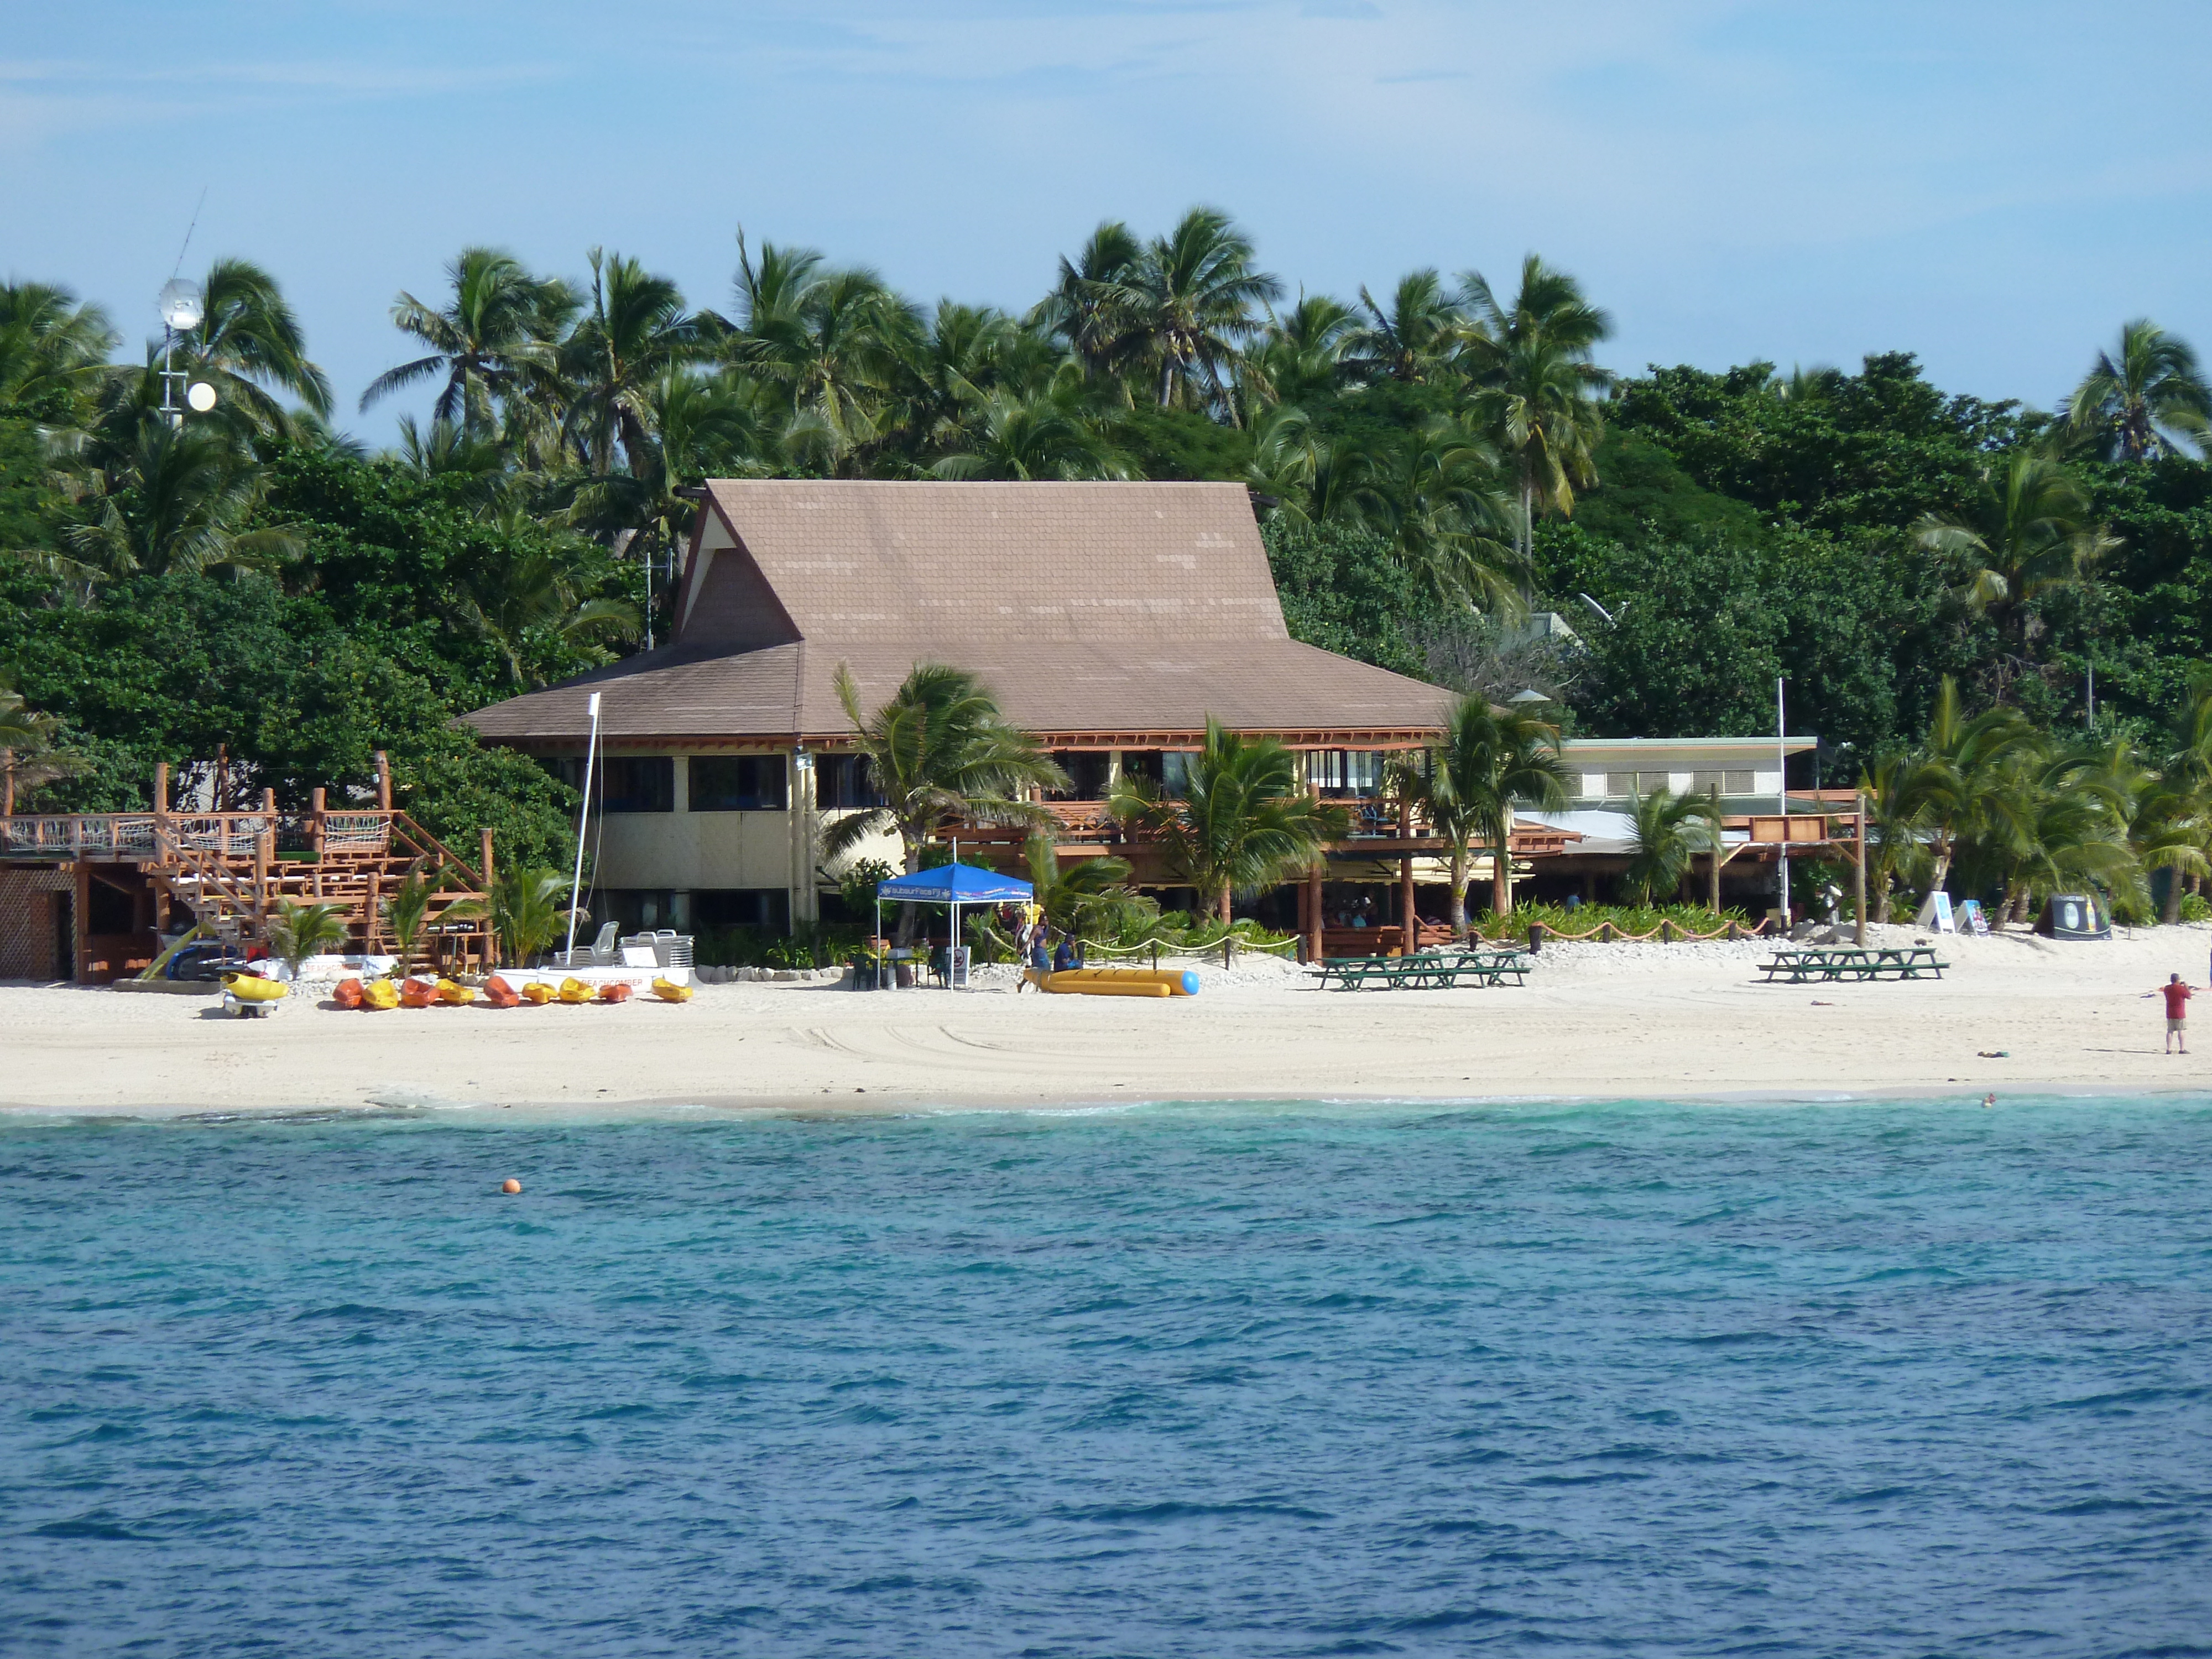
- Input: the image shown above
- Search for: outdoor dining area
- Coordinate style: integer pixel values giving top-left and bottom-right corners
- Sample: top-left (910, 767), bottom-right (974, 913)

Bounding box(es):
top-left (1309, 944), bottom-right (1533, 991)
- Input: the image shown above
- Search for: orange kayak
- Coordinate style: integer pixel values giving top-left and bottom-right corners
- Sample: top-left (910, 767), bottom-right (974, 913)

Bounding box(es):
top-left (398, 978), bottom-right (437, 1009)
top-left (482, 976), bottom-right (520, 1008)
top-left (598, 982), bottom-right (633, 1004)
top-left (333, 978), bottom-right (363, 1010)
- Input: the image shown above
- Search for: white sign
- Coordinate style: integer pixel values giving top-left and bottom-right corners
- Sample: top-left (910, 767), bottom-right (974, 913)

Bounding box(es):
top-left (1931, 891), bottom-right (1956, 933)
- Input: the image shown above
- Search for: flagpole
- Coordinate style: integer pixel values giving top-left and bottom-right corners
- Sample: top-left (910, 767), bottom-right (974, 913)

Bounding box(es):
top-left (564, 692), bottom-right (602, 962)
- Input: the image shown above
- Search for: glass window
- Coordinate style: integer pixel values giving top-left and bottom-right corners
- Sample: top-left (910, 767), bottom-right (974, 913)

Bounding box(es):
top-left (689, 755), bottom-right (787, 812)
top-left (691, 889), bottom-right (790, 931)
top-left (818, 754), bottom-right (886, 811)
top-left (1047, 752), bottom-right (1112, 801)
top-left (1161, 752), bottom-right (1193, 796)
top-left (1313, 750), bottom-right (1385, 798)
top-left (600, 757), bottom-right (674, 813)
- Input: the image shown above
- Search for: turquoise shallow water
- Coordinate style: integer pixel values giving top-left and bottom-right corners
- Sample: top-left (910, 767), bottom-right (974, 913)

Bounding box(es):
top-left (2, 1096), bottom-right (2209, 1657)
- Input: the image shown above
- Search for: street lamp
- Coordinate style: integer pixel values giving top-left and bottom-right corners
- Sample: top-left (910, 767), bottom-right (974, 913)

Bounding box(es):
top-left (156, 279), bottom-right (208, 427)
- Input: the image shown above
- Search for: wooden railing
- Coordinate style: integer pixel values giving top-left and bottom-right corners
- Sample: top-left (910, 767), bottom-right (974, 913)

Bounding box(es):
top-left (948, 802), bottom-right (1585, 859)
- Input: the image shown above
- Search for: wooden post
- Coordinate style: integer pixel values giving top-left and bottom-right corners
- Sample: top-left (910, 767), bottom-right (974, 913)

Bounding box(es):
top-left (1307, 860), bottom-right (1323, 964)
top-left (72, 858), bottom-right (90, 983)
top-left (1398, 795), bottom-right (1416, 953)
top-left (1853, 794), bottom-right (1868, 946)
top-left (2, 749), bottom-right (12, 818)
top-left (480, 827), bottom-right (495, 893)
top-left (375, 751), bottom-right (392, 811)
top-left (154, 761), bottom-right (169, 816)
top-left (366, 869), bottom-right (382, 953)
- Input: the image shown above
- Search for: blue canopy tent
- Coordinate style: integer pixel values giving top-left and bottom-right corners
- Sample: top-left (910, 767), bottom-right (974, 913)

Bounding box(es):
top-left (874, 861), bottom-right (1034, 988)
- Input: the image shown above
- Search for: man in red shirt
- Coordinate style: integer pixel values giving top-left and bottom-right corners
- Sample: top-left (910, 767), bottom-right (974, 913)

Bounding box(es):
top-left (2149, 974), bottom-right (2194, 1053)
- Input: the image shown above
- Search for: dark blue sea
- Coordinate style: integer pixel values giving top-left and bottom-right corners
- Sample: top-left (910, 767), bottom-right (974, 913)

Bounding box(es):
top-left (3, 1097), bottom-right (2209, 1657)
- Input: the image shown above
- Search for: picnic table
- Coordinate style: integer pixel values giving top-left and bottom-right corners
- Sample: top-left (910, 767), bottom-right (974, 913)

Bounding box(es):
top-left (1311, 948), bottom-right (1532, 990)
top-left (1757, 946), bottom-right (1949, 984)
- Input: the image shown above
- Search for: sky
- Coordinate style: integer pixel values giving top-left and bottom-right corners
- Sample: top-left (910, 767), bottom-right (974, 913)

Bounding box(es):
top-left (8, 0), bottom-right (2212, 444)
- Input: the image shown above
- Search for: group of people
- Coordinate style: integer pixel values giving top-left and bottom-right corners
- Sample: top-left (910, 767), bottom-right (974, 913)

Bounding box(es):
top-left (1013, 912), bottom-right (1083, 987)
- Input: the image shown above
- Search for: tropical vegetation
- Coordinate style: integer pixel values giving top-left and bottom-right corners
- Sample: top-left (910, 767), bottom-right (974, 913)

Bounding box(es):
top-left (6, 219), bottom-right (2212, 928)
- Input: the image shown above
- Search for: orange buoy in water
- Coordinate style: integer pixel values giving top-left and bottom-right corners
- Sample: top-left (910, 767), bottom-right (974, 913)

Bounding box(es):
top-left (501, 1178), bottom-right (521, 1195)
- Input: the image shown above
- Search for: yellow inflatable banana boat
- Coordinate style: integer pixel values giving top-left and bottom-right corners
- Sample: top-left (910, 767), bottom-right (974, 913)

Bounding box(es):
top-left (1028, 966), bottom-right (1199, 997)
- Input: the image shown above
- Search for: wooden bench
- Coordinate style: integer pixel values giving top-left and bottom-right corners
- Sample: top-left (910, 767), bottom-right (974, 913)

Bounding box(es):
top-left (1758, 946), bottom-right (1949, 984)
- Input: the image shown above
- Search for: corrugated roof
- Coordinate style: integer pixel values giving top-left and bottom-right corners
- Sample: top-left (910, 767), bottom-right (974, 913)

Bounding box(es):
top-left (466, 480), bottom-right (1454, 747)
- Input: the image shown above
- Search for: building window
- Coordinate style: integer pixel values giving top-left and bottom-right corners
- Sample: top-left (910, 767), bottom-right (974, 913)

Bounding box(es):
top-left (1047, 751), bottom-right (1112, 801)
top-left (1162, 752), bottom-right (1194, 795)
top-left (691, 889), bottom-right (791, 932)
top-left (1690, 769), bottom-right (1759, 795)
top-left (689, 755), bottom-right (787, 812)
top-left (818, 754), bottom-right (886, 811)
top-left (1313, 750), bottom-right (1384, 797)
top-left (599, 757), bottom-right (674, 813)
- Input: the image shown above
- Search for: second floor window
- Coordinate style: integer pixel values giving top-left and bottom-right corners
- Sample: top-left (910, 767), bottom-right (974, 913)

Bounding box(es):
top-left (689, 755), bottom-right (787, 812)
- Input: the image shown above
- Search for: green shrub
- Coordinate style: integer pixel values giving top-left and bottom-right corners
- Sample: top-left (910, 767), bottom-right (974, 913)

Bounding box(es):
top-left (2179, 893), bottom-right (2210, 924)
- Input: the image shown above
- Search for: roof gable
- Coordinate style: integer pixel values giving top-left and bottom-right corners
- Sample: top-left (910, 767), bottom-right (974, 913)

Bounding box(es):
top-left (686, 479), bottom-right (1291, 648)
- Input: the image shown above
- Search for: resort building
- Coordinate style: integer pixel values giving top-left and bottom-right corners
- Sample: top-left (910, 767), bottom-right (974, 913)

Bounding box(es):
top-left (462, 479), bottom-right (1465, 933)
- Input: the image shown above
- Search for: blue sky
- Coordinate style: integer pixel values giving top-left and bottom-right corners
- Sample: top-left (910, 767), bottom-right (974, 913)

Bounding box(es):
top-left (8, 0), bottom-right (2210, 443)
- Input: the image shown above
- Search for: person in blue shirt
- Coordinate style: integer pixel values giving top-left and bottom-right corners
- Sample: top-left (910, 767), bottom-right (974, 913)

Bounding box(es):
top-left (1052, 932), bottom-right (1076, 973)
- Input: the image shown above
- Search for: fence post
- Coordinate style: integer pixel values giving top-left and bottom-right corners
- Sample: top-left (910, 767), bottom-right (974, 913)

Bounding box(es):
top-left (1599, 922), bottom-right (1613, 943)
top-left (1661, 919), bottom-right (1674, 943)
top-left (1527, 922), bottom-right (1544, 953)
top-left (1728, 920), bottom-right (1740, 941)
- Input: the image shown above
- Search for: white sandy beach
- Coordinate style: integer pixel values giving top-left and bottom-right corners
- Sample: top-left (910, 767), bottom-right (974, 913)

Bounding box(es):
top-left (2, 922), bottom-right (2206, 1116)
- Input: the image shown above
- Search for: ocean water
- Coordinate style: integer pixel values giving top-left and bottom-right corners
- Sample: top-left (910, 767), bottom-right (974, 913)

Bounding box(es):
top-left (2, 1098), bottom-right (2209, 1658)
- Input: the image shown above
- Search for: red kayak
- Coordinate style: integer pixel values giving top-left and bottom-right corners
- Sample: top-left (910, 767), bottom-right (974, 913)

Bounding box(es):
top-left (332, 978), bottom-right (363, 1010)
top-left (597, 982), bottom-right (633, 1004)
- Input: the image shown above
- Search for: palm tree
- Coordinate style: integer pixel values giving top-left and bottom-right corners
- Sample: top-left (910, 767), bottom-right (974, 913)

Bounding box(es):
top-left (1342, 269), bottom-right (1464, 385)
top-left (822, 662), bottom-right (1066, 888)
top-left (451, 544), bottom-right (640, 686)
top-left (0, 281), bottom-right (117, 419)
top-left (64, 418), bottom-right (303, 579)
top-left (1242, 293), bottom-right (1358, 412)
top-left (725, 236), bottom-right (908, 471)
top-left (378, 869), bottom-right (445, 974)
top-left (1623, 786), bottom-right (1724, 907)
top-left (1410, 697), bottom-right (1569, 926)
top-left (360, 247), bottom-right (576, 435)
top-left (1347, 414), bottom-right (1520, 610)
top-left (489, 865), bottom-right (580, 967)
top-left (1460, 257), bottom-right (1613, 564)
top-left (1032, 220), bottom-right (1149, 389)
top-left (1913, 451), bottom-right (2116, 654)
top-left (561, 249), bottom-right (705, 476)
top-left (2064, 320), bottom-right (2211, 462)
top-left (1859, 752), bottom-right (1934, 923)
top-left (1908, 676), bottom-right (2039, 900)
top-left (1022, 834), bottom-right (1156, 942)
top-left (930, 390), bottom-right (1113, 480)
top-left (266, 900), bottom-right (349, 979)
top-left (1109, 719), bottom-right (1349, 925)
top-left (0, 678), bottom-right (80, 812)
top-left (178, 258), bottom-right (333, 431)
top-left (1112, 208), bottom-right (1281, 418)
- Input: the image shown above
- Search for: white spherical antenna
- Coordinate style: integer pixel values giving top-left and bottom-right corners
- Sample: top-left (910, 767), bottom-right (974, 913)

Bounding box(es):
top-left (186, 382), bottom-right (218, 413)
top-left (158, 278), bottom-right (204, 331)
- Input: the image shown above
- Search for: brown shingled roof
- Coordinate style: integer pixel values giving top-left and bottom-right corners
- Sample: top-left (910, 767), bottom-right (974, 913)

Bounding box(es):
top-left (464, 480), bottom-right (1453, 747)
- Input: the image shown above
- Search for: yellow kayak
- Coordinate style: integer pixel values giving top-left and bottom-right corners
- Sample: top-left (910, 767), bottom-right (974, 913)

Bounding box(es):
top-left (557, 977), bottom-right (594, 1005)
top-left (520, 982), bottom-right (556, 1005)
top-left (435, 978), bottom-right (473, 1007)
top-left (221, 972), bottom-right (287, 1003)
top-left (360, 978), bottom-right (399, 1011)
top-left (651, 977), bottom-right (693, 1003)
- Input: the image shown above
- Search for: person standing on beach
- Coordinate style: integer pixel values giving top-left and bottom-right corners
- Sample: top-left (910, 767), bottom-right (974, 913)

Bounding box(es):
top-left (2147, 974), bottom-right (2194, 1053)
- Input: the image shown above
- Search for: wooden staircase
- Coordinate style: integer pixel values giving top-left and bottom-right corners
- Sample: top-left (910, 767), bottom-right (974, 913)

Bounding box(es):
top-left (0, 790), bottom-right (496, 972)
